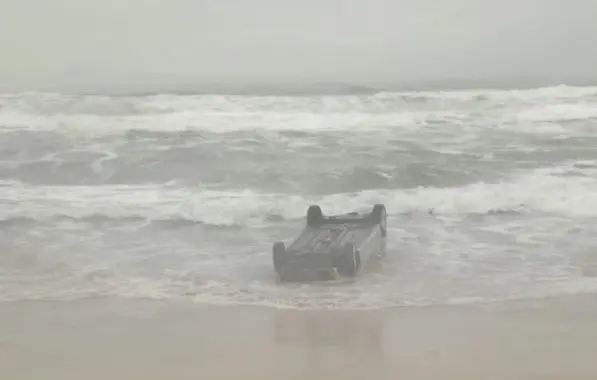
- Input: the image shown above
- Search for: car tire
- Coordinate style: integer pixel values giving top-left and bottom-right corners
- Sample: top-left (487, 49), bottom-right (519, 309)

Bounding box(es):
top-left (372, 204), bottom-right (387, 237)
top-left (306, 205), bottom-right (323, 226)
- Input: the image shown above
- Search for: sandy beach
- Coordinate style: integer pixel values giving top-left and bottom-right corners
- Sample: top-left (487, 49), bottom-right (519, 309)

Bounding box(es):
top-left (1, 295), bottom-right (597, 380)
top-left (3, 1), bottom-right (597, 379)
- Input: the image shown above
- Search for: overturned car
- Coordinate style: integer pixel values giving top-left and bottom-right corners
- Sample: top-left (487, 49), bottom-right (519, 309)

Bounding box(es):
top-left (272, 204), bottom-right (387, 282)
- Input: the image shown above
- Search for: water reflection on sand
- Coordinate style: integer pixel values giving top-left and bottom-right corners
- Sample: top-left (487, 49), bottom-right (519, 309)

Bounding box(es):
top-left (274, 309), bottom-right (386, 378)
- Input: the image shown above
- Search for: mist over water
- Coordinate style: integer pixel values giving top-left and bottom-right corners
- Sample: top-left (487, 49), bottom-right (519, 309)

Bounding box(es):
top-left (2, 0), bottom-right (597, 94)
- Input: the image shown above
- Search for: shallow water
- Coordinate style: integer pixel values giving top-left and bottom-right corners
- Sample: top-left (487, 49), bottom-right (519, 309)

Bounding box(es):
top-left (2, 85), bottom-right (597, 308)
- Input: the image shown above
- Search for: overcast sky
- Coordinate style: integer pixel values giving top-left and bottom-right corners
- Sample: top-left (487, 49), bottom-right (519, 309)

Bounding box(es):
top-left (1, 0), bottom-right (596, 94)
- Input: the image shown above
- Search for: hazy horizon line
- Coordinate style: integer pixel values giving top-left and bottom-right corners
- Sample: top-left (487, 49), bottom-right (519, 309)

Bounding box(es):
top-left (2, 75), bottom-right (596, 97)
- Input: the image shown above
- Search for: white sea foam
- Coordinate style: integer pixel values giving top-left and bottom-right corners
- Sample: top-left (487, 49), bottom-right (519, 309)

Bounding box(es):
top-left (1, 86), bottom-right (597, 309)
top-left (1, 163), bottom-right (597, 226)
top-left (1, 85), bottom-right (595, 136)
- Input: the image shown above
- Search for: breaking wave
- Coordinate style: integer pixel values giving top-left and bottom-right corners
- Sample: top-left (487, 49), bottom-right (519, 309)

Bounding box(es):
top-left (1, 85), bottom-right (596, 135)
top-left (2, 85), bottom-right (597, 308)
top-left (2, 163), bottom-right (597, 228)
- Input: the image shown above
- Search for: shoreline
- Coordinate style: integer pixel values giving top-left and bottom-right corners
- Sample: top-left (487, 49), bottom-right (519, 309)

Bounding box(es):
top-left (2, 294), bottom-right (597, 380)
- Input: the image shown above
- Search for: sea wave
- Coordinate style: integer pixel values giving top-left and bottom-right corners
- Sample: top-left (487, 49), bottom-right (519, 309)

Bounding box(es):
top-left (2, 163), bottom-right (597, 227)
top-left (1, 85), bottom-right (596, 135)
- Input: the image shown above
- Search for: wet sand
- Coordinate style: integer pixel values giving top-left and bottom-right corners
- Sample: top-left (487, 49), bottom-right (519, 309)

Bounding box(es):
top-left (1, 295), bottom-right (597, 380)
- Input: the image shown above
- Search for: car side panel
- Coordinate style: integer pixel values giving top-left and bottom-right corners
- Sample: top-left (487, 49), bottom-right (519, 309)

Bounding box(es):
top-left (354, 226), bottom-right (385, 274)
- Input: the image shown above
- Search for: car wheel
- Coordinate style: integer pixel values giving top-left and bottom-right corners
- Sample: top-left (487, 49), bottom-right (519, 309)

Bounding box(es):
top-left (306, 205), bottom-right (324, 226)
top-left (372, 204), bottom-right (387, 237)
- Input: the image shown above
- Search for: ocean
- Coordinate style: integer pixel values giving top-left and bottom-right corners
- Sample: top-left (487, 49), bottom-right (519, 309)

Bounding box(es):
top-left (2, 85), bottom-right (597, 310)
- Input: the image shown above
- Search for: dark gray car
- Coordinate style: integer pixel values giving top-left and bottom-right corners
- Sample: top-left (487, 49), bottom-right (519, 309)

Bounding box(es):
top-left (272, 204), bottom-right (387, 282)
